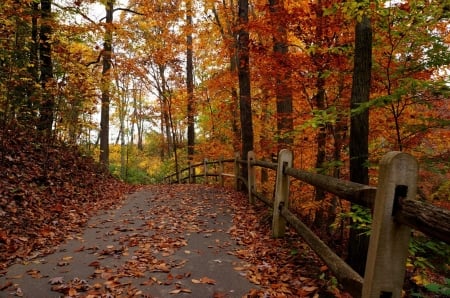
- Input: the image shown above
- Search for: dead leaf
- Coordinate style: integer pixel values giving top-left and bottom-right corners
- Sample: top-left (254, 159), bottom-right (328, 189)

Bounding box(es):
top-left (49, 276), bottom-right (64, 285)
top-left (302, 286), bottom-right (318, 292)
top-left (88, 261), bottom-right (100, 267)
top-left (68, 287), bottom-right (78, 296)
top-left (169, 288), bottom-right (192, 294)
top-left (0, 281), bottom-right (13, 291)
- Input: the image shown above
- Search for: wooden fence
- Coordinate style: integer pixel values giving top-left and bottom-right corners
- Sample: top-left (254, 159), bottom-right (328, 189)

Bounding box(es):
top-left (164, 150), bottom-right (450, 298)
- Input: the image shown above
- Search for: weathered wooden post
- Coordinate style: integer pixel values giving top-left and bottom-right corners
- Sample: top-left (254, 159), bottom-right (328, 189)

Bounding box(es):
top-left (247, 151), bottom-right (256, 204)
top-left (203, 158), bottom-right (208, 184)
top-left (188, 161), bottom-right (192, 184)
top-left (362, 151), bottom-right (418, 298)
top-left (234, 152), bottom-right (240, 191)
top-left (219, 157), bottom-right (224, 187)
top-left (272, 149), bottom-right (293, 238)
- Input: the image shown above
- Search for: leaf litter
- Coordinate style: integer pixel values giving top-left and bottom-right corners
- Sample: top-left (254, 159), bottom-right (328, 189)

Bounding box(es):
top-left (0, 127), bottom-right (351, 297)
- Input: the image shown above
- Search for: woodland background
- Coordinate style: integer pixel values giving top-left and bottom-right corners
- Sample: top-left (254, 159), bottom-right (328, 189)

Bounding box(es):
top-left (0, 0), bottom-right (449, 296)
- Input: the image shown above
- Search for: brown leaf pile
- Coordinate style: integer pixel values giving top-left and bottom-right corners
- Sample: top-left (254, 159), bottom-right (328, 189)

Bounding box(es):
top-left (0, 127), bottom-right (136, 270)
top-left (226, 191), bottom-right (352, 297)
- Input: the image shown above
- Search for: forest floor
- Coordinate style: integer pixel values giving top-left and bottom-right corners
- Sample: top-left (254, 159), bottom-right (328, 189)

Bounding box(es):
top-left (0, 127), bottom-right (347, 297)
top-left (0, 127), bottom-right (445, 297)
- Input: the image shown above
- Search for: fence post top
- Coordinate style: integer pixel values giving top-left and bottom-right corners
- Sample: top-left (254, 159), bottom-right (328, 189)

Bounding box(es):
top-left (380, 151), bottom-right (418, 167)
top-left (278, 149), bottom-right (293, 159)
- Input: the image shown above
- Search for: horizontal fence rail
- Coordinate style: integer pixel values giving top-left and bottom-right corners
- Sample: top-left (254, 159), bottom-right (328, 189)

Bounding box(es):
top-left (164, 150), bottom-right (450, 298)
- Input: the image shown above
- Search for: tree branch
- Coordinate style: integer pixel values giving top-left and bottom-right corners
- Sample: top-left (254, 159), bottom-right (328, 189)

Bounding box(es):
top-left (52, 3), bottom-right (98, 25)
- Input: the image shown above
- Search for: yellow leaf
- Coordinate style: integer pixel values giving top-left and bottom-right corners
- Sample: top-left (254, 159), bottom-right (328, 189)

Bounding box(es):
top-left (411, 275), bottom-right (429, 286)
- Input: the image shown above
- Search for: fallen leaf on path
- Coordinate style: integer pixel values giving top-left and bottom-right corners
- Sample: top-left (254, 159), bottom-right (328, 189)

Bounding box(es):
top-left (49, 276), bottom-right (64, 285)
top-left (26, 269), bottom-right (42, 278)
top-left (169, 288), bottom-right (192, 294)
top-left (0, 281), bottom-right (12, 290)
top-left (88, 261), bottom-right (100, 267)
top-left (192, 277), bottom-right (216, 285)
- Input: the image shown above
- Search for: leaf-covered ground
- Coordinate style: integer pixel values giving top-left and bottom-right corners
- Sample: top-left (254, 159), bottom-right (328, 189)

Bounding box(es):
top-left (0, 127), bottom-right (136, 270)
top-left (0, 127), bottom-right (446, 297)
top-left (0, 127), bottom-right (352, 297)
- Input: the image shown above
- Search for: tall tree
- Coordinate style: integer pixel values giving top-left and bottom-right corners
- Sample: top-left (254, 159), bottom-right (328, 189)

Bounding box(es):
top-left (348, 9), bottom-right (372, 276)
top-left (210, 1), bottom-right (241, 152)
top-left (237, 0), bottom-right (253, 179)
top-left (269, 0), bottom-right (293, 151)
top-left (37, 0), bottom-right (55, 136)
top-left (186, 0), bottom-right (195, 161)
top-left (100, 0), bottom-right (114, 167)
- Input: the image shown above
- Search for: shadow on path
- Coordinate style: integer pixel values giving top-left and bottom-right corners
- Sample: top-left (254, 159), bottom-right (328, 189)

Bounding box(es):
top-left (0, 185), bottom-right (256, 297)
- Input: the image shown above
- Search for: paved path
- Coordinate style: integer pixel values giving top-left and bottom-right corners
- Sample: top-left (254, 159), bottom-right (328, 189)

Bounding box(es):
top-left (0, 185), bottom-right (256, 298)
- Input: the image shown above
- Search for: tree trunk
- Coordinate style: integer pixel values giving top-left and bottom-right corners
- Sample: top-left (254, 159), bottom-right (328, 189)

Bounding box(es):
top-left (311, 1), bottom-right (328, 226)
top-left (237, 0), bottom-right (253, 180)
top-left (186, 0), bottom-right (195, 164)
top-left (37, 0), bottom-right (54, 136)
top-left (211, 3), bottom-right (241, 152)
top-left (159, 64), bottom-right (173, 158)
top-left (348, 13), bottom-right (372, 277)
top-left (269, 0), bottom-right (293, 152)
top-left (99, 0), bottom-right (113, 167)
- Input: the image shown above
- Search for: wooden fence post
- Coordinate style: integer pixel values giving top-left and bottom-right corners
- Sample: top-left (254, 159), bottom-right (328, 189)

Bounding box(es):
top-left (203, 158), bottom-right (208, 184)
top-left (188, 161), bottom-right (192, 184)
top-left (247, 151), bottom-right (256, 204)
top-left (234, 152), bottom-right (240, 191)
top-left (219, 157), bottom-right (224, 187)
top-left (362, 151), bottom-right (418, 298)
top-left (272, 149), bottom-right (293, 238)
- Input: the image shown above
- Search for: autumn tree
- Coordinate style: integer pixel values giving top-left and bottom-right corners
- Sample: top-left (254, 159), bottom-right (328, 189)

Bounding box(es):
top-left (369, 0), bottom-right (450, 153)
top-left (186, 0), bottom-right (195, 162)
top-left (238, 0), bottom-right (254, 178)
top-left (347, 2), bottom-right (372, 276)
top-left (99, 0), bottom-right (114, 167)
top-left (269, 0), bottom-right (293, 151)
top-left (208, 0), bottom-right (241, 152)
top-left (36, 0), bottom-right (55, 136)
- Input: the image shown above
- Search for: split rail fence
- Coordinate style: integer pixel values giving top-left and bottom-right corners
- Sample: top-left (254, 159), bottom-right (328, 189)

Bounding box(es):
top-left (164, 150), bottom-right (450, 298)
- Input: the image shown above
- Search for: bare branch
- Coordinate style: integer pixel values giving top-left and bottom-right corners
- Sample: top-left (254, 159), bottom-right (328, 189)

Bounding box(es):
top-left (113, 7), bottom-right (144, 16)
top-left (52, 2), bottom-right (98, 25)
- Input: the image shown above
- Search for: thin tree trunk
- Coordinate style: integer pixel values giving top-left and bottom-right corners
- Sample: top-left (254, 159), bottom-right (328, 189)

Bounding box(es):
top-left (269, 0), bottom-right (293, 152)
top-left (159, 64), bottom-right (173, 158)
top-left (186, 0), bottom-right (195, 163)
top-left (311, 1), bottom-right (327, 226)
top-left (100, 0), bottom-right (113, 167)
top-left (348, 13), bottom-right (372, 277)
top-left (237, 0), bottom-right (253, 181)
top-left (211, 3), bottom-right (240, 152)
top-left (38, 0), bottom-right (54, 136)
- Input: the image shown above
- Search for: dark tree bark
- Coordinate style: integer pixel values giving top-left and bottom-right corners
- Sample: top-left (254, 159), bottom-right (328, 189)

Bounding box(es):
top-left (186, 0), bottom-right (195, 162)
top-left (28, 0), bottom-right (39, 118)
top-left (269, 0), bottom-right (293, 152)
top-left (37, 0), bottom-right (54, 135)
top-left (348, 13), bottom-right (372, 277)
top-left (237, 0), bottom-right (254, 180)
top-left (99, 0), bottom-right (113, 167)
